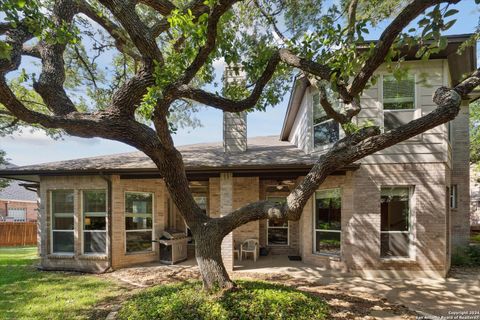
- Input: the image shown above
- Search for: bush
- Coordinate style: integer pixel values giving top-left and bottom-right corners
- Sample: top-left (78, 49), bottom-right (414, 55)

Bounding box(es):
top-left (117, 280), bottom-right (329, 320)
top-left (471, 234), bottom-right (480, 244)
top-left (452, 245), bottom-right (480, 267)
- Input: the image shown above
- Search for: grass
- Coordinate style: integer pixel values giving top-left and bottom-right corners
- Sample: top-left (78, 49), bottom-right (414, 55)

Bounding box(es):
top-left (471, 233), bottom-right (480, 244)
top-left (0, 246), bottom-right (125, 320)
top-left (117, 280), bottom-right (329, 320)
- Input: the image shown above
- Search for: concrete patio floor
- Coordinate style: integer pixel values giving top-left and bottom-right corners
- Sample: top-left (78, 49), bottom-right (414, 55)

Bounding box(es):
top-left (111, 255), bottom-right (480, 319)
top-left (203, 255), bottom-right (480, 318)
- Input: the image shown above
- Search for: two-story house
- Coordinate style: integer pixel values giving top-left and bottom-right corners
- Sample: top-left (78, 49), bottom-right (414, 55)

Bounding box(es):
top-left (0, 34), bottom-right (476, 277)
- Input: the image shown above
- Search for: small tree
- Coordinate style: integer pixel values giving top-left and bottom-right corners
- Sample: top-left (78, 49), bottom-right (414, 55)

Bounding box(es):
top-left (0, 0), bottom-right (479, 289)
top-left (0, 150), bottom-right (9, 189)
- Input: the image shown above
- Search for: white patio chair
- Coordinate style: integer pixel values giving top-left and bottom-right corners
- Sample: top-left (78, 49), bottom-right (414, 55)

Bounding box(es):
top-left (233, 240), bottom-right (240, 261)
top-left (240, 239), bottom-right (259, 262)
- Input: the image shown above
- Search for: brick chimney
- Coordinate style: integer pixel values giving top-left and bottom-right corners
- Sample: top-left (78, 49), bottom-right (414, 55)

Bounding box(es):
top-left (223, 66), bottom-right (247, 153)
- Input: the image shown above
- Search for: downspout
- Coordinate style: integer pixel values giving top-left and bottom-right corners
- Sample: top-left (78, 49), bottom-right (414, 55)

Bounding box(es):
top-left (100, 174), bottom-right (113, 273)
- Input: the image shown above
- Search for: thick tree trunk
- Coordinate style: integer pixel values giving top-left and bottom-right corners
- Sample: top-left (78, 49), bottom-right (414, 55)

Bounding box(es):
top-left (195, 235), bottom-right (234, 290)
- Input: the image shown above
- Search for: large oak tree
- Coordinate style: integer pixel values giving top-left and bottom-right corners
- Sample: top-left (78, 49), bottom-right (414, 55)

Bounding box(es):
top-left (0, 0), bottom-right (479, 289)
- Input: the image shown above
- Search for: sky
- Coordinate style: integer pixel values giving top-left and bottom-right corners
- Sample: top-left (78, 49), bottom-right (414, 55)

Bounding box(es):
top-left (0, 1), bottom-right (479, 166)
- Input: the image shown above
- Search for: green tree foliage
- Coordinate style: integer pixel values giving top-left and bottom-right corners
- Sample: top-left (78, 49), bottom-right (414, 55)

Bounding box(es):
top-left (470, 101), bottom-right (480, 164)
top-left (0, 150), bottom-right (9, 190)
top-left (0, 0), bottom-right (469, 131)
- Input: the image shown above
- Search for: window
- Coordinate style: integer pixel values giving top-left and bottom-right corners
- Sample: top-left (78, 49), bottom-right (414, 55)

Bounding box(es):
top-left (450, 185), bottom-right (457, 209)
top-left (383, 74), bottom-right (415, 131)
top-left (266, 197), bottom-right (288, 246)
top-left (51, 190), bottom-right (75, 253)
top-left (447, 122), bottom-right (452, 142)
top-left (7, 208), bottom-right (27, 221)
top-left (314, 189), bottom-right (341, 256)
top-left (380, 187), bottom-right (411, 258)
top-left (185, 195), bottom-right (208, 243)
top-left (313, 93), bottom-right (339, 149)
top-left (125, 192), bottom-right (153, 253)
top-left (83, 190), bottom-right (107, 254)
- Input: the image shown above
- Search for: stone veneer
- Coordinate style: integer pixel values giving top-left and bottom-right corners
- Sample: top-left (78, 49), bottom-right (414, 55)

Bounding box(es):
top-left (38, 161), bottom-right (456, 277)
top-left (39, 176), bottom-right (110, 272)
top-left (299, 163), bottom-right (450, 277)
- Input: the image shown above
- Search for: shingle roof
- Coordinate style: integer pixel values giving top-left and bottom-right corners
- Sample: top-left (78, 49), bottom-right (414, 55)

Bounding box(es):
top-left (0, 180), bottom-right (37, 202)
top-left (0, 136), bottom-right (332, 175)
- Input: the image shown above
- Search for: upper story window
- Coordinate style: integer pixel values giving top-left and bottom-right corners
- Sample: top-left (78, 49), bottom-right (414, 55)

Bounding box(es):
top-left (383, 74), bottom-right (416, 131)
top-left (313, 93), bottom-right (340, 149)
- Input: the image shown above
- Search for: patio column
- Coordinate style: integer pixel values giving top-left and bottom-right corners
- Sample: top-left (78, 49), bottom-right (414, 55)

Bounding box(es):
top-left (220, 172), bottom-right (234, 272)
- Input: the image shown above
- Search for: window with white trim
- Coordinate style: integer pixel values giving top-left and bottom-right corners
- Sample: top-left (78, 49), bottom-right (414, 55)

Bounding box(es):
top-left (83, 190), bottom-right (107, 254)
top-left (450, 184), bottom-right (457, 209)
top-left (125, 192), bottom-right (153, 253)
top-left (383, 74), bottom-right (415, 131)
top-left (380, 187), bottom-right (412, 258)
top-left (314, 188), bottom-right (341, 256)
top-left (51, 190), bottom-right (75, 253)
top-left (313, 93), bottom-right (340, 149)
top-left (266, 197), bottom-right (288, 246)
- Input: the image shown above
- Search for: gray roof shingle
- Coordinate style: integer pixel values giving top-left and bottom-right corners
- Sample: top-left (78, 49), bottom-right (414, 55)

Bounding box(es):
top-left (0, 180), bottom-right (37, 201)
top-left (0, 136), bottom-right (329, 175)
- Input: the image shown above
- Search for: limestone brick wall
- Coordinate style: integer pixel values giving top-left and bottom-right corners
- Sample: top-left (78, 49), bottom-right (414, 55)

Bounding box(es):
top-left (450, 101), bottom-right (470, 249)
top-left (232, 177), bottom-right (260, 248)
top-left (300, 163), bottom-right (450, 277)
top-left (110, 176), bottom-right (166, 269)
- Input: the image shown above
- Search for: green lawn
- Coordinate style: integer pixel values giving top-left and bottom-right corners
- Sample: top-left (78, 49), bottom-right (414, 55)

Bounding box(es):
top-left (0, 246), bottom-right (125, 320)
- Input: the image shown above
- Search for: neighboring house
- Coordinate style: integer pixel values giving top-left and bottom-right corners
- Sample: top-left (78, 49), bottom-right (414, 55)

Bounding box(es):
top-left (470, 165), bottom-right (480, 229)
top-left (0, 166), bottom-right (38, 222)
top-left (0, 34), bottom-right (477, 277)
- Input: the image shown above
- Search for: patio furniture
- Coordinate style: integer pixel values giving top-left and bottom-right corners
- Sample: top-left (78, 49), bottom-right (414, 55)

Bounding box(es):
top-left (233, 240), bottom-right (240, 260)
top-left (240, 239), bottom-right (259, 262)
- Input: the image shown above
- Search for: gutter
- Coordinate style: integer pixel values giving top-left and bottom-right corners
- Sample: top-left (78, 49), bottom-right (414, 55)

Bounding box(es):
top-left (100, 174), bottom-right (113, 273)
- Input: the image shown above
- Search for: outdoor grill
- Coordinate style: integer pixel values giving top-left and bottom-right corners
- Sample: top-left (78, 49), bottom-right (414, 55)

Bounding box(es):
top-left (155, 229), bottom-right (189, 265)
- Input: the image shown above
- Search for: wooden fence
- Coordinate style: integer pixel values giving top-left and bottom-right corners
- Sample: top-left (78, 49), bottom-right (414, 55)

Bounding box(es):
top-left (0, 222), bottom-right (37, 246)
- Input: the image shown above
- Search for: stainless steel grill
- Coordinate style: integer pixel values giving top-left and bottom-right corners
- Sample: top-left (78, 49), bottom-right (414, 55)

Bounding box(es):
top-left (156, 229), bottom-right (189, 265)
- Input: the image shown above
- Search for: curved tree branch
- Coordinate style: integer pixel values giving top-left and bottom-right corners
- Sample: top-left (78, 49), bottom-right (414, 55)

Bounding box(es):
top-left (217, 67), bottom-right (480, 232)
top-left (98, 0), bottom-right (163, 63)
top-left (177, 51), bottom-right (280, 111)
top-left (138, 0), bottom-right (176, 15)
top-left (77, 1), bottom-right (142, 61)
top-left (349, 0), bottom-right (461, 97)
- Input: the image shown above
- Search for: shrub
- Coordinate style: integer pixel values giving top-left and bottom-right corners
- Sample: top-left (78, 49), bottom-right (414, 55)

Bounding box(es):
top-left (471, 234), bottom-right (480, 244)
top-left (117, 280), bottom-right (328, 320)
top-left (452, 245), bottom-right (480, 267)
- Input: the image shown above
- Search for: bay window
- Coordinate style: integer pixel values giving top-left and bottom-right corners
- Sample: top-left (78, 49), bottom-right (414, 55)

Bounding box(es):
top-left (83, 190), bottom-right (107, 254)
top-left (51, 190), bottom-right (75, 253)
top-left (314, 189), bottom-right (341, 256)
top-left (266, 197), bottom-right (288, 246)
top-left (125, 192), bottom-right (153, 253)
top-left (380, 187), bottom-right (412, 258)
top-left (383, 74), bottom-right (416, 131)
